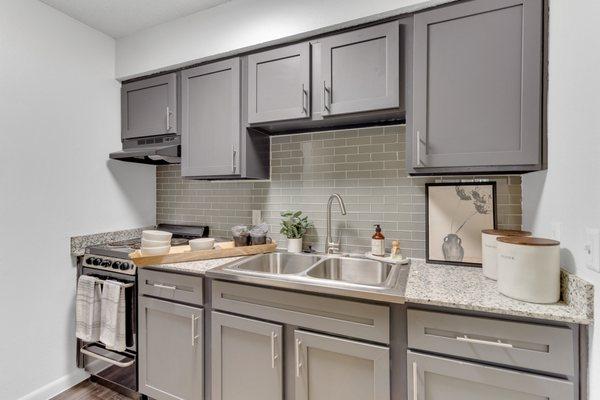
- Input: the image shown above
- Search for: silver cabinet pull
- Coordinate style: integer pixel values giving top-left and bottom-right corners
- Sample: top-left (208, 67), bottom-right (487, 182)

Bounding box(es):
top-left (153, 283), bottom-right (176, 290)
top-left (81, 344), bottom-right (135, 368)
top-left (231, 146), bottom-right (237, 173)
top-left (166, 106), bottom-right (172, 132)
top-left (295, 338), bottom-right (303, 377)
top-left (270, 332), bottom-right (279, 369)
top-left (301, 84), bottom-right (308, 115)
top-left (323, 81), bottom-right (330, 112)
top-left (191, 314), bottom-right (200, 347)
top-left (412, 361), bottom-right (418, 400)
top-left (456, 335), bottom-right (514, 348)
top-left (416, 130), bottom-right (427, 166)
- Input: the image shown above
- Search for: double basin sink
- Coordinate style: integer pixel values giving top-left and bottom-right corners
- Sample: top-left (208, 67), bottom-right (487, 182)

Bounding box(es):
top-left (223, 252), bottom-right (400, 289)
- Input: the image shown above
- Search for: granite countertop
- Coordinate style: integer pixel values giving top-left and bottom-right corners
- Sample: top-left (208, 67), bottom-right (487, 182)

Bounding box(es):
top-left (405, 260), bottom-right (594, 325)
top-left (148, 256), bottom-right (594, 325)
top-left (70, 226), bottom-right (153, 256)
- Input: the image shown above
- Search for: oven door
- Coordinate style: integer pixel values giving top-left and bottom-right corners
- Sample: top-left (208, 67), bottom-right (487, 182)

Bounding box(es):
top-left (77, 268), bottom-right (137, 393)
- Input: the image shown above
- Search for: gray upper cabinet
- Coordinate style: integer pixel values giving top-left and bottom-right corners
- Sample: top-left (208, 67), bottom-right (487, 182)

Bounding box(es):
top-left (407, 351), bottom-right (574, 400)
top-left (212, 311), bottom-right (283, 400)
top-left (138, 297), bottom-right (203, 400)
top-left (294, 330), bottom-right (390, 400)
top-left (181, 58), bottom-right (241, 177)
top-left (320, 22), bottom-right (400, 117)
top-left (409, 0), bottom-right (543, 174)
top-left (248, 43), bottom-right (311, 124)
top-left (121, 73), bottom-right (178, 139)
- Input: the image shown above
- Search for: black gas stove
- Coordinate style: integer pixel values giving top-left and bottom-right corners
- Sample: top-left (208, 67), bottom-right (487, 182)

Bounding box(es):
top-left (82, 224), bottom-right (209, 275)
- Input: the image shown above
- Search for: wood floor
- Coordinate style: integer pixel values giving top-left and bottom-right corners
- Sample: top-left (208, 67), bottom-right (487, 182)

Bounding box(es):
top-left (50, 380), bottom-right (133, 400)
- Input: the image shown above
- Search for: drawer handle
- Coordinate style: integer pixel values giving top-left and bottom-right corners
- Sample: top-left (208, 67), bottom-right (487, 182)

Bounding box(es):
top-left (153, 283), bottom-right (176, 290)
top-left (271, 332), bottom-right (279, 369)
top-left (456, 335), bottom-right (513, 348)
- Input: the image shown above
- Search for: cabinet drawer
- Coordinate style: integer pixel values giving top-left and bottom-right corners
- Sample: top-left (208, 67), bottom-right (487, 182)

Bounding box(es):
top-left (212, 281), bottom-right (389, 344)
top-left (407, 310), bottom-right (575, 376)
top-left (139, 269), bottom-right (203, 306)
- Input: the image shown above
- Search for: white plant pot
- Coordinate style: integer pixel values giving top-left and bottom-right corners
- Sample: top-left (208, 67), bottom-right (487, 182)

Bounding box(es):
top-left (287, 238), bottom-right (303, 253)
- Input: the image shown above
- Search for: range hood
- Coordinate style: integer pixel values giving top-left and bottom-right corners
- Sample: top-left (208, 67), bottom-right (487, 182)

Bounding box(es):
top-left (109, 134), bottom-right (180, 165)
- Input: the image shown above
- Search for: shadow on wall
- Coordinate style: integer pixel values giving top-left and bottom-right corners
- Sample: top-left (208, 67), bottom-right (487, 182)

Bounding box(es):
top-left (107, 159), bottom-right (155, 223)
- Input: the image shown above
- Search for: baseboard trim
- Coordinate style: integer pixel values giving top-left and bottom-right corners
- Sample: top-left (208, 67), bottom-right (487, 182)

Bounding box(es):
top-left (18, 369), bottom-right (89, 400)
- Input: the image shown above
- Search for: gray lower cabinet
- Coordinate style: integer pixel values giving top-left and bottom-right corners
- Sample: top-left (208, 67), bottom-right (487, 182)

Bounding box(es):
top-left (181, 58), bottom-right (241, 177)
top-left (294, 330), bottom-right (390, 400)
top-left (320, 21), bottom-right (400, 117)
top-left (247, 42), bottom-right (311, 124)
top-left (121, 73), bottom-right (178, 139)
top-left (407, 351), bottom-right (574, 400)
top-left (408, 0), bottom-right (543, 174)
top-left (211, 311), bottom-right (283, 400)
top-left (138, 296), bottom-right (203, 400)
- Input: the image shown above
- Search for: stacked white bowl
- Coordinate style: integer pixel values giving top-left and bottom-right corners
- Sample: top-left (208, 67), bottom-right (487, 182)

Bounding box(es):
top-left (141, 230), bottom-right (172, 256)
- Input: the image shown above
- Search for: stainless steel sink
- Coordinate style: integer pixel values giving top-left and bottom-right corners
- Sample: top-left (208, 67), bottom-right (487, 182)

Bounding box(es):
top-left (306, 257), bottom-right (395, 287)
top-left (230, 252), bottom-right (322, 274)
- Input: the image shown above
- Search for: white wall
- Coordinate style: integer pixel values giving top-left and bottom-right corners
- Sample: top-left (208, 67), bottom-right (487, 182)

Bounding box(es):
top-left (0, 1), bottom-right (155, 399)
top-left (115, 0), bottom-right (450, 79)
top-left (522, 0), bottom-right (600, 398)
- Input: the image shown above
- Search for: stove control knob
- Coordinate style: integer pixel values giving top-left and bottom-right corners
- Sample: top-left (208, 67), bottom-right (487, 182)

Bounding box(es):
top-left (119, 263), bottom-right (130, 271)
top-left (93, 258), bottom-right (102, 266)
top-left (85, 257), bottom-right (95, 265)
top-left (101, 260), bottom-right (111, 268)
top-left (112, 261), bottom-right (122, 269)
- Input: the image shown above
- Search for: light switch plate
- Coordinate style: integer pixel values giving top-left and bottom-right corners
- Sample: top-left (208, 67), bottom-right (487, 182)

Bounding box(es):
top-left (585, 228), bottom-right (600, 272)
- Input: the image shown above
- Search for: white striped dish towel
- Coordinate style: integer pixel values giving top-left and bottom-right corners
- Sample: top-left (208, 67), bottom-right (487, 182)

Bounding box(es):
top-left (75, 275), bottom-right (101, 342)
top-left (100, 280), bottom-right (126, 352)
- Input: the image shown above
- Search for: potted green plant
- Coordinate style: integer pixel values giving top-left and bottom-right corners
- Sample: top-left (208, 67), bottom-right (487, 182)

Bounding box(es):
top-left (280, 210), bottom-right (313, 253)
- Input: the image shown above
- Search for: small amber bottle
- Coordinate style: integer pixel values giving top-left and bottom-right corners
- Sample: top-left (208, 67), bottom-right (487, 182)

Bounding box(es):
top-left (371, 224), bottom-right (385, 256)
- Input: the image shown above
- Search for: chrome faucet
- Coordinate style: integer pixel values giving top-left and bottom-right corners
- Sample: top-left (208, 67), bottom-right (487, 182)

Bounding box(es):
top-left (325, 193), bottom-right (347, 254)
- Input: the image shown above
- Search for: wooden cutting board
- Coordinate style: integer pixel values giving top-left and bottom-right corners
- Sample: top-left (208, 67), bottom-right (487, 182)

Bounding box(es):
top-left (129, 242), bottom-right (277, 267)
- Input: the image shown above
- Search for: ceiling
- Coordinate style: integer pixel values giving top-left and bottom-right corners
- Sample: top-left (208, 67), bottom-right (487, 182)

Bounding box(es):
top-left (39, 0), bottom-right (231, 38)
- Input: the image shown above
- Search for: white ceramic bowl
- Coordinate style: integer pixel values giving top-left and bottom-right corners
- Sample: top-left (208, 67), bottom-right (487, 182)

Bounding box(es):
top-left (142, 238), bottom-right (171, 248)
top-left (140, 245), bottom-right (171, 256)
top-left (142, 230), bottom-right (172, 241)
top-left (189, 238), bottom-right (215, 251)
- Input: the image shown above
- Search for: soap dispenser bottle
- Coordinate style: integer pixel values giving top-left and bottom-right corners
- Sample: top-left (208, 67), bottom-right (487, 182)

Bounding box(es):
top-left (371, 225), bottom-right (385, 256)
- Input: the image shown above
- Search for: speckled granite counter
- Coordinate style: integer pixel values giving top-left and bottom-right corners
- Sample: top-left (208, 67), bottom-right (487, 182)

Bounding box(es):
top-left (136, 256), bottom-right (594, 325)
top-left (70, 227), bottom-right (152, 256)
top-left (405, 260), bottom-right (594, 324)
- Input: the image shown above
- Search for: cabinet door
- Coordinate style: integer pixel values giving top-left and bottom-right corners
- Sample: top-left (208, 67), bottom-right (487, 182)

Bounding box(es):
top-left (320, 22), bottom-right (399, 116)
top-left (411, 0), bottom-right (542, 170)
top-left (295, 330), bottom-right (390, 400)
top-left (139, 297), bottom-right (203, 400)
top-left (181, 58), bottom-right (241, 177)
top-left (212, 311), bottom-right (283, 400)
top-left (121, 73), bottom-right (177, 139)
top-left (407, 351), bottom-right (574, 400)
top-left (248, 43), bottom-right (311, 124)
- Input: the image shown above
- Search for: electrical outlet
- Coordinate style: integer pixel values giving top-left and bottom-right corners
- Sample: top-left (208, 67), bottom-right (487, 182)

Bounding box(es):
top-left (585, 228), bottom-right (600, 272)
top-left (252, 210), bottom-right (262, 225)
top-left (551, 222), bottom-right (562, 241)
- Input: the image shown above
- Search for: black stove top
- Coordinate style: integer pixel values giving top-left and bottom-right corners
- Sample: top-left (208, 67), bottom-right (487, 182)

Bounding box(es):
top-left (85, 224), bottom-right (209, 259)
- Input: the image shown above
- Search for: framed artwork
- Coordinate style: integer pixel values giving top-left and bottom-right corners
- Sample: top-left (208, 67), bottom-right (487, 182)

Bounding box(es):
top-left (426, 182), bottom-right (497, 267)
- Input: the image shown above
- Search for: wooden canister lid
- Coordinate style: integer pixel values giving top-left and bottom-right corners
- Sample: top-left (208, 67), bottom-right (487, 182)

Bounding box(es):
top-left (497, 236), bottom-right (560, 246)
top-left (482, 229), bottom-right (532, 236)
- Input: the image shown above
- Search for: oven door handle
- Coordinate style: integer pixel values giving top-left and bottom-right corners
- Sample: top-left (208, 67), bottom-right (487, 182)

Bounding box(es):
top-left (80, 344), bottom-right (135, 368)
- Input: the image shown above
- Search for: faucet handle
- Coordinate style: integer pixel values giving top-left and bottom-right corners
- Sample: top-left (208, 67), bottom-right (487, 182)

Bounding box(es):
top-left (327, 240), bottom-right (341, 254)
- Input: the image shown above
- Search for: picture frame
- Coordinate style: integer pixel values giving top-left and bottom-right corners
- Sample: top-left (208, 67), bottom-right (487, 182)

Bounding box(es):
top-left (425, 182), bottom-right (497, 267)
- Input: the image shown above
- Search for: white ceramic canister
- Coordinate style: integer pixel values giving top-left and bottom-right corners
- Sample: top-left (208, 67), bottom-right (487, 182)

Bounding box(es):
top-left (481, 229), bottom-right (531, 280)
top-left (287, 238), bottom-right (303, 253)
top-left (497, 236), bottom-right (561, 304)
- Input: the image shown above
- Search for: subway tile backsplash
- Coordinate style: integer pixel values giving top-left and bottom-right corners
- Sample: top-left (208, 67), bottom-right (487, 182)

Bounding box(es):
top-left (157, 125), bottom-right (523, 257)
